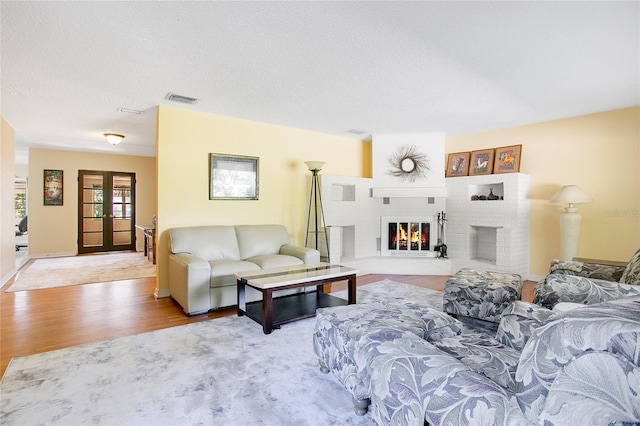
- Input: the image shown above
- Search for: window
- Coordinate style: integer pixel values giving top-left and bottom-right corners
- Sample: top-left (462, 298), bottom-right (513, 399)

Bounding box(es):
top-left (14, 179), bottom-right (27, 220)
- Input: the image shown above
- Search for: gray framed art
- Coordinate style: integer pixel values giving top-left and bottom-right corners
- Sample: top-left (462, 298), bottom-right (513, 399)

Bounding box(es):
top-left (209, 153), bottom-right (259, 200)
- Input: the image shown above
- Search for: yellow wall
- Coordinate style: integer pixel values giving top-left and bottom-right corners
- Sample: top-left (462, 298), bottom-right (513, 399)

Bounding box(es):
top-left (1, 116), bottom-right (16, 284)
top-left (155, 105), bottom-right (369, 294)
top-left (28, 149), bottom-right (157, 256)
top-left (446, 107), bottom-right (640, 276)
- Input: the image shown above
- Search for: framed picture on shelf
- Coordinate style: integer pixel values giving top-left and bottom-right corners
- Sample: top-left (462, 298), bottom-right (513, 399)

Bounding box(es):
top-left (469, 149), bottom-right (494, 176)
top-left (209, 153), bottom-right (259, 200)
top-left (493, 144), bottom-right (522, 174)
top-left (43, 169), bottom-right (63, 205)
top-left (445, 152), bottom-right (470, 177)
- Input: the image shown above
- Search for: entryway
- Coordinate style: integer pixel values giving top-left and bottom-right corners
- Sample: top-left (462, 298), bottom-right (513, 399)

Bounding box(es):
top-left (78, 170), bottom-right (136, 254)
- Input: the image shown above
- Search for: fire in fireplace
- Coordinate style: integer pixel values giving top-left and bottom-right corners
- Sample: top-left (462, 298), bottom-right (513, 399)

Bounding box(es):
top-left (388, 222), bottom-right (430, 251)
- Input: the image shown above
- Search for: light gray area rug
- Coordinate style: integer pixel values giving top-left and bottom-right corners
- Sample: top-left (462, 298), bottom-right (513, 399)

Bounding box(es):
top-left (6, 252), bottom-right (156, 292)
top-left (0, 280), bottom-right (443, 425)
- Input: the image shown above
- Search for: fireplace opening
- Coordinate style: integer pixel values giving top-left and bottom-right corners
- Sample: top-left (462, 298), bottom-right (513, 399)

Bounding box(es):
top-left (388, 222), bottom-right (430, 251)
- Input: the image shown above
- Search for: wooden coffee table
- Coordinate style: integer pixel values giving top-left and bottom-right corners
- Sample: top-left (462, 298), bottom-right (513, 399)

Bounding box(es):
top-left (235, 263), bottom-right (358, 334)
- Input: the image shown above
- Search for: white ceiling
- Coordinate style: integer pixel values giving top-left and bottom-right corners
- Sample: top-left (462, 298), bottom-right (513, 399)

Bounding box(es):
top-left (2, 1), bottom-right (638, 165)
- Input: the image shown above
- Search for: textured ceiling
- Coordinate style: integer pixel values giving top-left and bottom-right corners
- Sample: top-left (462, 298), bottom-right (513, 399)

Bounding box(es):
top-left (2, 1), bottom-right (638, 164)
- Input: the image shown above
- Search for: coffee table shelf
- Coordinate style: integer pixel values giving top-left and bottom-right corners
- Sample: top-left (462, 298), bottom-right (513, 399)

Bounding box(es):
top-left (235, 263), bottom-right (358, 334)
top-left (243, 291), bottom-right (348, 330)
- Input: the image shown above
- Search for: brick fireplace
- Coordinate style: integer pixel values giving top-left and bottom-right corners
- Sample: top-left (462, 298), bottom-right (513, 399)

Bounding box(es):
top-left (307, 133), bottom-right (530, 278)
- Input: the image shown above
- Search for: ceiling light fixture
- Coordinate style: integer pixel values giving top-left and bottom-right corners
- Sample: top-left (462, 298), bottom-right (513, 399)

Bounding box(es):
top-left (103, 133), bottom-right (125, 146)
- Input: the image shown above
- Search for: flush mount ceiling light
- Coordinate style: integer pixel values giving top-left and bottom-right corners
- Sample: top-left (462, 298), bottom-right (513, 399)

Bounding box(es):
top-left (103, 133), bottom-right (125, 145)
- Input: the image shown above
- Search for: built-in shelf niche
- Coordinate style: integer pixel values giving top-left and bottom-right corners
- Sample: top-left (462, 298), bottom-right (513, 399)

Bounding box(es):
top-left (470, 225), bottom-right (501, 264)
top-left (331, 184), bottom-right (356, 201)
top-left (469, 182), bottom-right (504, 201)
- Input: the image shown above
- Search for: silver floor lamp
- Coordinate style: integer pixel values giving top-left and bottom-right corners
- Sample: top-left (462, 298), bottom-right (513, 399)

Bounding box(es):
top-left (305, 161), bottom-right (330, 261)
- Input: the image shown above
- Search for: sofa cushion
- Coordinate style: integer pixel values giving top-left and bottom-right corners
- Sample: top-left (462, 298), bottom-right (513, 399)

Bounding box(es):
top-left (245, 254), bottom-right (303, 269)
top-left (170, 226), bottom-right (240, 261)
top-left (313, 302), bottom-right (463, 403)
top-left (496, 301), bottom-right (556, 351)
top-left (430, 333), bottom-right (521, 391)
top-left (209, 260), bottom-right (259, 287)
top-left (235, 225), bottom-right (291, 260)
top-left (364, 334), bottom-right (528, 426)
top-left (620, 248), bottom-right (640, 285)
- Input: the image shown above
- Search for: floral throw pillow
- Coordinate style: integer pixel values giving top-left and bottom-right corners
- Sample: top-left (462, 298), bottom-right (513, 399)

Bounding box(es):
top-left (620, 248), bottom-right (640, 285)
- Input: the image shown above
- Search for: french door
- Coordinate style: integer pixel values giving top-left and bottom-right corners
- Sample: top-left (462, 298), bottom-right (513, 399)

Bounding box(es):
top-left (78, 170), bottom-right (136, 254)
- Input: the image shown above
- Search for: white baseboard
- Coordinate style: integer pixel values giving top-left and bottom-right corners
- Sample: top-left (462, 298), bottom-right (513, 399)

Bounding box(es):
top-left (155, 288), bottom-right (171, 299)
top-left (339, 257), bottom-right (452, 276)
top-left (29, 251), bottom-right (77, 259)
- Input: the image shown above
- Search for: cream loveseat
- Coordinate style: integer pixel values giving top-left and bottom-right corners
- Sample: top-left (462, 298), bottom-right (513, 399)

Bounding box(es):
top-left (168, 224), bottom-right (320, 315)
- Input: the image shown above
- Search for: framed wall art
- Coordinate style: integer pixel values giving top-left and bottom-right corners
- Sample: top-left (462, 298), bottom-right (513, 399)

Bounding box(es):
top-left (209, 153), bottom-right (259, 200)
top-left (493, 144), bottom-right (522, 174)
top-left (43, 169), bottom-right (63, 205)
top-left (445, 152), bottom-right (470, 177)
top-left (469, 149), bottom-right (495, 176)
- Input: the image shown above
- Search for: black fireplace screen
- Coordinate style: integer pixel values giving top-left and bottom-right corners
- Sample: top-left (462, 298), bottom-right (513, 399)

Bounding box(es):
top-left (388, 222), bottom-right (430, 251)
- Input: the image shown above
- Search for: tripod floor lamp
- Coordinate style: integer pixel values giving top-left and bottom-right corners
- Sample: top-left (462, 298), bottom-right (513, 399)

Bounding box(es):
top-left (305, 161), bottom-right (330, 261)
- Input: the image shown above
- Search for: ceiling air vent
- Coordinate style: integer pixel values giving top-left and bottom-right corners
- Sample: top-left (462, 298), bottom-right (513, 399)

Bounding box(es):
top-left (165, 93), bottom-right (198, 104)
top-left (345, 129), bottom-right (367, 135)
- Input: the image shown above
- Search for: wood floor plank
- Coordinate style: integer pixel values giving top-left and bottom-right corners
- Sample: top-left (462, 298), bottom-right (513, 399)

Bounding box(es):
top-left (1, 267), bottom-right (535, 377)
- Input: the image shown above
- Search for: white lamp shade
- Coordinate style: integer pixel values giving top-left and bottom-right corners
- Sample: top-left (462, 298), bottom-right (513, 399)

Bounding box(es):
top-left (104, 133), bottom-right (125, 145)
top-left (550, 185), bottom-right (592, 205)
top-left (305, 161), bottom-right (325, 171)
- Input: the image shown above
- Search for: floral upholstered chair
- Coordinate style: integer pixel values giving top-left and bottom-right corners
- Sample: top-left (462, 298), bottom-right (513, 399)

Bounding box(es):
top-left (533, 248), bottom-right (640, 309)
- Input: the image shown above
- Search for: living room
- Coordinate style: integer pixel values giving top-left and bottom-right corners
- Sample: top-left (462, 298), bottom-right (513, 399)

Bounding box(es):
top-left (1, 2), bottom-right (639, 424)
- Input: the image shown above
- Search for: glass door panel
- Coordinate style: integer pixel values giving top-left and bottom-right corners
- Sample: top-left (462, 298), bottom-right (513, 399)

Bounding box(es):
top-left (78, 171), bottom-right (135, 254)
top-left (81, 173), bottom-right (105, 250)
top-left (112, 175), bottom-right (133, 247)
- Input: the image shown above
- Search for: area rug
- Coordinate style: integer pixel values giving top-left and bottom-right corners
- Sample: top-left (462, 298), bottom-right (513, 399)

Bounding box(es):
top-left (6, 252), bottom-right (156, 292)
top-left (0, 280), bottom-right (443, 425)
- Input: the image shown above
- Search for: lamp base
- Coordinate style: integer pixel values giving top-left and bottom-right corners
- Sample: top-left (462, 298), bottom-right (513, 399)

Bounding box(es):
top-left (559, 208), bottom-right (581, 260)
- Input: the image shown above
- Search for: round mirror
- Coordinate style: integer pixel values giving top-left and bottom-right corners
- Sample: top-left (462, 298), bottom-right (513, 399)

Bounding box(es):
top-left (401, 158), bottom-right (416, 173)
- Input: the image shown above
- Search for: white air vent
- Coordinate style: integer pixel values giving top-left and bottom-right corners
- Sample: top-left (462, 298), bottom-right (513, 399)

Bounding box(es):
top-left (345, 129), bottom-right (367, 135)
top-left (165, 93), bottom-right (198, 104)
top-left (117, 107), bottom-right (144, 114)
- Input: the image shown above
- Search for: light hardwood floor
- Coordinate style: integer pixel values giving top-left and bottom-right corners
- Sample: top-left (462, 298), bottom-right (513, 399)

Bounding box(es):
top-left (1, 260), bottom-right (534, 377)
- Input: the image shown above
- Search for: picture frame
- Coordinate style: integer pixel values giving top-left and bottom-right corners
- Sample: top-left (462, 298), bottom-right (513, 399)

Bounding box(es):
top-left (43, 169), bottom-right (63, 205)
top-left (209, 153), bottom-right (259, 200)
top-left (493, 144), bottom-right (522, 174)
top-left (469, 149), bottom-right (495, 176)
top-left (445, 152), bottom-right (470, 177)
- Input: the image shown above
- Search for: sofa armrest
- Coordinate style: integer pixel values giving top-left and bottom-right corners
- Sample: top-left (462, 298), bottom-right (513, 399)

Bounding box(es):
top-left (533, 273), bottom-right (640, 309)
top-left (168, 253), bottom-right (211, 315)
top-left (549, 258), bottom-right (626, 282)
top-left (279, 244), bottom-right (320, 264)
top-left (515, 296), bottom-right (640, 423)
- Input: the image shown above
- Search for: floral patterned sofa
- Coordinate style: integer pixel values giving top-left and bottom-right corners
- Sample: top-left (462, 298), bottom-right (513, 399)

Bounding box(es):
top-left (314, 294), bottom-right (640, 425)
top-left (534, 248), bottom-right (640, 309)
